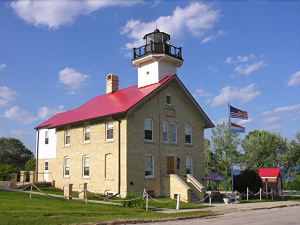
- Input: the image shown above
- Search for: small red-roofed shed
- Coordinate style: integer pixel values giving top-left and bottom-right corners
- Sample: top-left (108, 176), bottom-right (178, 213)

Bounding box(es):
top-left (258, 168), bottom-right (283, 197)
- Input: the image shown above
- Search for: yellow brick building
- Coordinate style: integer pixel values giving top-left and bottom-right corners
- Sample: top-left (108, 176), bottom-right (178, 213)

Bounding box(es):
top-left (35, 29), bottom-right (213, 202)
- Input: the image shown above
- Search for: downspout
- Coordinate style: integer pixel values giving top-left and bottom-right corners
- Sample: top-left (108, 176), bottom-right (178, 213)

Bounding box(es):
top-left (113, 116), bottom-right (121, 196)
top-left (35, 130), bottom-right (40, 183)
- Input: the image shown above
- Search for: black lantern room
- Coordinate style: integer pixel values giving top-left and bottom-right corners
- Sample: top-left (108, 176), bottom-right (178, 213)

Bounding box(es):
top-left (133, 29), bottom-right (182, 61)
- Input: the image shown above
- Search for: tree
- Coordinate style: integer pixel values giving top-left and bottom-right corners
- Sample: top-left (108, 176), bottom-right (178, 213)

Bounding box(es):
top-left (241, 130), bottom-right (287, 170)
top-left (210, 124), bottom-right (240, 180)
top-left (281, 132), bottom-right (300, 175)
top-left (0, 137), bottom-right (33, 169)
top-left (25, 157), bottom-right (36, 172)
top-left (204, 138), bottom-right (219, 175)
top-left (234, 169), bottom-right (262, 193)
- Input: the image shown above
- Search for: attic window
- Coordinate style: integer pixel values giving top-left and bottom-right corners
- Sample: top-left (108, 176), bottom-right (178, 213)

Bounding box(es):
top-left (166, 94), bottom-right (172, 105)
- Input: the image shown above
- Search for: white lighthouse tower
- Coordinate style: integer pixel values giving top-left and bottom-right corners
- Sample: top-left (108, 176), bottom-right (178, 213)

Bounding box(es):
top-left (132, 29), bottom-right (183, 88)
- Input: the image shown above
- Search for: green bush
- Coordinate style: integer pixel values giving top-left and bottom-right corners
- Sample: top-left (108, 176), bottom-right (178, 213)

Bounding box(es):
top-left (234, 169), bottom-right (262, 194)
top-left (0, 164), bottom-right (17, 181)
top-left (122, 192), bottom-right (145, 209)
top-left (284, 175), bottom-right (300, 190)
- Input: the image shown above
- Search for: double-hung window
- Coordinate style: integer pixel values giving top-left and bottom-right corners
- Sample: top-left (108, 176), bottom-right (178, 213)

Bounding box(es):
top-left (83, 125), bottom-right (90, 142)
top-left (186, 156), bottom-right (193, 175)
top-left (64, 157), bottom-right (70, 177)
top-left (83, 156), bottom-right (90, 178)
top-left (145, 155), bottom-right (154, 178)
top-left (106, 121), bottom-right (114, 141)
top-left (144, 118), bottom-right (153, 141)
top-left (185, 125), bottom-right (192, 144)
top-left (45, 131), bottom-right (49, 145)
top-left (163, 121), bottom-right (168, 143)
top-left (170, 122), bottom-right (177, 144)
top-left (64, 128), bottom-right (70, 146)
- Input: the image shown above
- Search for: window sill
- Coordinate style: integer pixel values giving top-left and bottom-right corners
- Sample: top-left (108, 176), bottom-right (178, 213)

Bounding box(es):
top-left (82, 141), bottom-right (91, 145)
top-left (145, 176), bottom-right (155, 180)
top-left (144, 140), bottom-right (154, 144)
top-left (64, 144), bottom-right (71, 148)
top-left (63, 176), bottom-right (70, 179)
top-left (82, 177), bottom-right (90, 180)
top-left (104, 178), bottom-right (114, 181)
top-left (105, 139), bottom-right (114, 143)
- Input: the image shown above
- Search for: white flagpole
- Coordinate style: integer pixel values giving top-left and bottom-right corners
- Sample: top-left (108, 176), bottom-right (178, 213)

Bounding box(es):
top-left (228, 102), bottom-right (234, 193)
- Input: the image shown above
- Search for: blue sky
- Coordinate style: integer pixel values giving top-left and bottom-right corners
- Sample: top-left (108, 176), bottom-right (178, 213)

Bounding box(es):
top-left (0, 0), bottom-right (299, 152)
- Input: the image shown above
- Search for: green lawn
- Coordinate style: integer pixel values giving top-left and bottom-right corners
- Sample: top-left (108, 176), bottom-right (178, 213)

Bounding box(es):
top-left (35, 186), bottom-right (209, 209)
top-left (0, 190), bottom-right (214, 225)
top-left (148, 198), bottom-right (210, 209)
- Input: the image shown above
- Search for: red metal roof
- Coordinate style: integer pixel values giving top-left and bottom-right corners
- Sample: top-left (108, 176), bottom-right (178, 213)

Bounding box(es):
top-left (257, 168), bottom-right (280, 178)
top-left (36, 75), bottom-right (175, 129)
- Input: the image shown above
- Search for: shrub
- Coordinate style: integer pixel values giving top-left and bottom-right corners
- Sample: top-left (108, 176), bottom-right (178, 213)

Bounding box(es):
top-left (0, 164), bottom-right (17, 181)
top-left (284, 175), bottom-right (300, 190)
top-left (234, 169), bottom-right (262, 194)
top-left (122, 192), bottom-right (145, 209)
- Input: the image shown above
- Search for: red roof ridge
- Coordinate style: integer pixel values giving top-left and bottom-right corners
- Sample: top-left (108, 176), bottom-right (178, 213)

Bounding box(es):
top-left (35, 74), bottom-right (175, 129)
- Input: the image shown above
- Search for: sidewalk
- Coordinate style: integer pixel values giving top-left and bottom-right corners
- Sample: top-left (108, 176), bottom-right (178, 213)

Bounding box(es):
top-left (160, 201), bottom-right (300, 214)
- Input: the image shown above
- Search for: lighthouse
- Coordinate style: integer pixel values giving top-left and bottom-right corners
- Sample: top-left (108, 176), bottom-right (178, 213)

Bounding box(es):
top-left (132, 29), bottom-right (183, 88)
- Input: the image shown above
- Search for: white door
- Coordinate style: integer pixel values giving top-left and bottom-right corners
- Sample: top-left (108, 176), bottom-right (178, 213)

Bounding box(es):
top-left (44, 161), bottom-right (49, 182)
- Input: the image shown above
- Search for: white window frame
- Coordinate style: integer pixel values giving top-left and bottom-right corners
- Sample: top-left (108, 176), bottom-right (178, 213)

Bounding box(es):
top-left (186, 156), bottom-right (193, 175)
top-left (170, 122), bottom-right (177, 144)
top-left (163, 121), bottom-right (168, 143)
top-left (145, 154), bottom-right (154, 178)
top-left (45, 131), bottom-right (49, 145)
top-left (82, 156), bottom-right (90, 178)
top-left (83, 124), bottom-right (91, 143)
top-left (64, 128), bottom-right (71, 146)
top-left (106, 121), bottom-right (114, 141)
top-left (63, 157), bottom-right (70, 178)
top-left (144, 118), bottom-right (153, 141)
top-left (185, 124), bottom-right (192, 145)
top-left (166, 94), bottom-right (172, 105)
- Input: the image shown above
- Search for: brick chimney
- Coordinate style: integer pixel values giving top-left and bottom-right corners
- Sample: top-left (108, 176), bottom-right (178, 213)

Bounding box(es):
top-left (106, 73), bottom-right (119, 94)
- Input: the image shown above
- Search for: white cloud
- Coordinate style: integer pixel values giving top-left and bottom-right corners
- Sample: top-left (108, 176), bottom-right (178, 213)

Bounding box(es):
top-left (121, 2), bottom-right (220, 49)
top-left (37, 105), bottom-right (65, 120)
top-left (217, 118), bottom-right (227, 125)
top-left (239, 118), bottom-right (253, 125)
top-left (202, 29), bottom-right (224, 44)
top-left (10, 0), bottom-right (140, 29)
top-left (11, 129), bottom-right (27, 138)
top-left (234, 60), bottom-right (266, 75)
top-left (225, 54), bottom-right (265, 75)
top-left (4, 106), bottom-right (37, 124)
top-left (195, 88), bottom-right (211, 98)
top-left (208, 84), bottom-right (261, 107)
top-left (0, 86), bottom-right (17, 107)
top-left (0, 64), bottom-right (6, 71)
top-left (4, 105), bottom-right (65, 124)
top-left (287, 70), bottom-right (300, 86)
top-left (59, 67), bottom-right (89, 94)
top-left (262, 103), bottom-right (300, 127)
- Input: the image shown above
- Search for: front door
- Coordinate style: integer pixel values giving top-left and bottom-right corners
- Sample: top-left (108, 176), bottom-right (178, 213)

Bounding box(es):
top-left (44, 161), bottom-right (49, 182)
top-left (167, 156), bottom-right (175, 174)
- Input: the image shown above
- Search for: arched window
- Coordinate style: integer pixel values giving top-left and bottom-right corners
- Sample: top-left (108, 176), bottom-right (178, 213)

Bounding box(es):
top-left (82, 156), bottom-right (90, 178)
top-left (185, 124), bottom-right (192, 144)
top-left (144, 118), bottom-right (153, 141)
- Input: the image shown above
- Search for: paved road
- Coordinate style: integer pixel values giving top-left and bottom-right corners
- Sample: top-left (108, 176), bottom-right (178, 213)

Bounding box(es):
top-left (135, 206), bottom-right (300, 225)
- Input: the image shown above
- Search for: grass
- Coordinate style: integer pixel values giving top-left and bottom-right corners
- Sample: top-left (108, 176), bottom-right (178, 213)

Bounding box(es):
top-left (36, 186), bottom-right (209, 209)
top-left (148, 197), bottom-right (210, 209)
top-left (240, 199), bottom-right (274, 203)
top-left (0, 190), bottom-right (214, 225)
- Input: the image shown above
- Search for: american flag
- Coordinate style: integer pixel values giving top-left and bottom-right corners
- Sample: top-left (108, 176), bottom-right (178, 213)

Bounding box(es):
top-left (230, 122), bottom-right (245, 133)
top-left (230, 105), bottom-right (248, 120)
